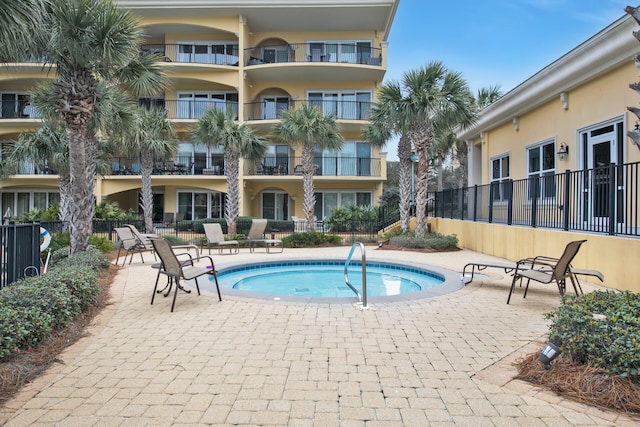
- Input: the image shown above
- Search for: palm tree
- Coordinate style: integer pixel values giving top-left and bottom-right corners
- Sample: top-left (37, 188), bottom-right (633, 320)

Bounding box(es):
top-left (0, 0), bottom-right (48, 62)
top-left (192, 108), bottom-right (268, 236)
top-left (120, 108), bottom-right (176, 232)
top-left (272, 104), bottom-right (343, 230)
top-left (366, 82), bottom-right (413, 231)
top-left (370, 62), bottom-right (477, 236)
top-left (39, 0), bottom-right (160, 254)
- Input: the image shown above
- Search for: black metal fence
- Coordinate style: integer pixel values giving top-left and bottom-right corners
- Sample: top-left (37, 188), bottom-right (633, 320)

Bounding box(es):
top-left (1, 222), bottom-right (41, 289)
top-left (432, 162), bottom-right (640, 237)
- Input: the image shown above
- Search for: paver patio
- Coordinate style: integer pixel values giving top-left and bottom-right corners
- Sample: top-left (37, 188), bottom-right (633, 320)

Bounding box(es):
top-left (0, 246), bottom-right (637, 426)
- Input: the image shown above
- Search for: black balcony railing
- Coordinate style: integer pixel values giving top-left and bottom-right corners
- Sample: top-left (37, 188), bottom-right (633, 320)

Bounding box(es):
top-left (245, 156), bottom-right (381, 177)
top-left (108, 155), bottom-right (381, 177)
top-left (0, 98), bottom-right (40, 119)
top-left (244, 99), bottom-right (372, 121)
top-left (244, 43), bottom-right (382, 66)
top-left (138, 99), bottom-right (238, 120)
top-left (140, 44), bottom-right (240, 66)
top-left (431, 162), bottom-right (640, 238)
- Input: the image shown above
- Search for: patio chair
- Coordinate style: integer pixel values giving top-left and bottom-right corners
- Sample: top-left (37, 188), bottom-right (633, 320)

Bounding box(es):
top-left (124, 224), bottom-right (160, 260)
top-left (162, 212), bottom-right (174, 227)
top-left (150, 238), bottom-right (221, 312)
top-left (507, 240), bottom-right (587, 304)
top-left (202, 223), bottom-right (239, 254)
top-left (115, 227), bottom-right (154, 266)
top-left (247, 218), bottom-right (283, 253)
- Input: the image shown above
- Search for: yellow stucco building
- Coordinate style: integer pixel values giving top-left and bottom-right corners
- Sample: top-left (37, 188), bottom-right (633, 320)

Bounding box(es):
top-left (0, 0), bottom-right (399, 223)
top-left (441, 11), bottom-right (640, 293)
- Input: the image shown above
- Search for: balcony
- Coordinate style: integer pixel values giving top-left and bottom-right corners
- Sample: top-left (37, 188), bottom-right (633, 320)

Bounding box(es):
top-left (140, 44), bottom-right (239, 66)
top-left (243, 43), bottom-right (384, 82)
top-left (244, 99), bottom-right (371, 122)
top-left (244, 43), bottom-right (382, 66)
top-left (138, 99), bottom-right (238, 120)
top-left (107, 156), bottom-right (381, 178)
top-left (0, 98), bottom-right (40, 119)
top-left (246, 156), bottom-right (381, 177)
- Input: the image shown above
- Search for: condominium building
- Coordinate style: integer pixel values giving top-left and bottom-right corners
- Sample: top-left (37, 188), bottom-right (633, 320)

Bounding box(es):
top-left (0, 0), bottom-right (400, 223)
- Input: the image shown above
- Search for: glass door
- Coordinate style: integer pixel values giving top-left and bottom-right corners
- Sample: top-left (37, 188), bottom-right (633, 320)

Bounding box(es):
top-left (587, 133), bottom-right (615, 223)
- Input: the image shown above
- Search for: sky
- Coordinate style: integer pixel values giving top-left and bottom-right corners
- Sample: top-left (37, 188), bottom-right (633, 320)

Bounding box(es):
top-left (382, 0), bottom-right (631, 160)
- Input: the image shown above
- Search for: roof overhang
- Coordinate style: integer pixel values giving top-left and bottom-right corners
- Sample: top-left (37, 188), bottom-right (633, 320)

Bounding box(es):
top-left (117, 0), bottom-right (400, 40)
top-left (458, 13), bottom-right (639, 141)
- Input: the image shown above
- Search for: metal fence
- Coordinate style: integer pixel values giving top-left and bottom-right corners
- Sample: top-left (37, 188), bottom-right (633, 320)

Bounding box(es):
top-left (1, 222), bottom-right (41, 289)
top-left (432, 162), bottom-right (640, 237)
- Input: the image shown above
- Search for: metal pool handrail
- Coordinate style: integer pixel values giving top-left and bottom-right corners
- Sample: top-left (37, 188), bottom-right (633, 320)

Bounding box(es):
top-left (344, 242), bottom-right (368, 309)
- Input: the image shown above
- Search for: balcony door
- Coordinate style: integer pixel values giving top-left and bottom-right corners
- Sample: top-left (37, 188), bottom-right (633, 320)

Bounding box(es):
top-left (582, 121), bottom-right (624, 227)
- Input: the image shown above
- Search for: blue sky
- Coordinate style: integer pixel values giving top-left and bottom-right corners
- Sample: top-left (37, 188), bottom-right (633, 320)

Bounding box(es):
top-left (382, 0), bottom-right (630, 160)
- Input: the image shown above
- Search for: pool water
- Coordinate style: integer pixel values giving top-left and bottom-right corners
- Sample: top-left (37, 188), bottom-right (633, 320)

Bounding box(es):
top-left (213, 261), bottom-right (445, 298)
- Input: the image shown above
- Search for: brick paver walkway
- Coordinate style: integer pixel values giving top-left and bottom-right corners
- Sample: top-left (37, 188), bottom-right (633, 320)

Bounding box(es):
top-left (1, 247), bottom-right (637, 426)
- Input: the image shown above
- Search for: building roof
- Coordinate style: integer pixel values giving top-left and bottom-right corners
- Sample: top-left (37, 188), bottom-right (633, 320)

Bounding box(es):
top-left (116, 0), bottom-right (400, 38)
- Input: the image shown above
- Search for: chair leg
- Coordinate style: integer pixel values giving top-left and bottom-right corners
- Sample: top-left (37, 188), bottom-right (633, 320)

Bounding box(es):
top-left (210, 271), bottom-right (222, 301)
top-left (116, 247), bottom-right (122, 265)
top-left (171, 277), bottom-right (180, 312)
top-left (151, 271), bottom-right (161, 305)
top-left (523, 278), bottom-right (532, 299)
top-left (569, 274), bottom-right (582, 295)
top-left (507, 274), bottom-right (519, 304)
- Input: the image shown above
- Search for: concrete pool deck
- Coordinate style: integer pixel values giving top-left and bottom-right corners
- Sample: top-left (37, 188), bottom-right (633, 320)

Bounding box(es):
top-left (1, 246), bottom-right (637, 426)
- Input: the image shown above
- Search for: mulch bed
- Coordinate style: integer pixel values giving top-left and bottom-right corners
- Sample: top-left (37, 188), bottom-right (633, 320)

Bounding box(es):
top-left (515, 350), bottom-right (640, 417)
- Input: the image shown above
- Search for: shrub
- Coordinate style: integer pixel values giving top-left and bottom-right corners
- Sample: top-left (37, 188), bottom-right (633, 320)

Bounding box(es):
top-left (389, 233), bottom-right (458, 250)
top-left (546, 291), bottom-right (640, 383)
top-left (55, 246), bottom-right (111, 270)
top-left (47, 233), bottom-right (114, 259)
top-left (0, 305), bottom-right (53, 360)
top-left (282, 231), bottom-right (342, 248)
top-left (0, 250), bottom-right (105, 360)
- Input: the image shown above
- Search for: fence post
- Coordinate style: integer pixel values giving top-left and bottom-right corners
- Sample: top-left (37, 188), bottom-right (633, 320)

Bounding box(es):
top-left (488, 184), bottom-right (494, 223)
top-left (563, 169), bottom-right (571, 231)
top-left (507, 179), bottom-right (513, 226)
top-left (473, 185), bottom-right (478, 222)
top-left (460, 188), bottom-right (465, 220)
top-left (608, 163), bottom-right (616, 235)
top-left (531, 176), bottom-right (538, 228)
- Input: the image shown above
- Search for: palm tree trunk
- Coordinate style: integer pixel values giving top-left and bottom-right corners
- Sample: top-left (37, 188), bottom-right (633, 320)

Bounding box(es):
top-left (140, 150), bottom-right (154, 232)
top-left (301, 143), bottom-right (316, 231)
top-left (398, 135), bottom-right (412, 232)
top-left (58, 173), bottom-right (72, 230)
top-left (66, 127), bottom-right (92, 254)
top-left (412, 123), bottom-right (434, 236)
top-left (225, 149), bottom-right (240, 236)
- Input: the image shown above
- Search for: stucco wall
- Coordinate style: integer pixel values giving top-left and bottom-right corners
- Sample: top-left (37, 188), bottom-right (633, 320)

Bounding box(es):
top-left (430, 217), bottom-right (639, 293)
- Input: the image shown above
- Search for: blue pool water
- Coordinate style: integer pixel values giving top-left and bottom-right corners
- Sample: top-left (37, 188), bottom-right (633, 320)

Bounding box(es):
top-left (213, 260), bottom-right (445, 298)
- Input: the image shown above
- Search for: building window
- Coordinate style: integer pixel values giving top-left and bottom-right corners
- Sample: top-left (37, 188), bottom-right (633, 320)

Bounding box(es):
top-left (177, 42), bottom-right (239, 65)
top-left (314, 191), bottom-right (372, 219)
top-left (177, 191), bottom-right (223, 220)
top-left (262, 192), bottom-right (289, 220)
top-left (314, 141), bottom-right (372, 176)
top-left (307, 91), bottom-right (371, 120)
top-left (176, 92), bottom-right (238, 119)
top-left (0, 191), bottom-right (60, 218)
top-left (527, 140), bottom-right (556, 199)
top-left (491, 154), bottom-right (510, 201)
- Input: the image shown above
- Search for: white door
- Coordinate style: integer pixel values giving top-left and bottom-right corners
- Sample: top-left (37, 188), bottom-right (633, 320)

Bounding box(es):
top-left (586, 128), bottom-right (618, 225)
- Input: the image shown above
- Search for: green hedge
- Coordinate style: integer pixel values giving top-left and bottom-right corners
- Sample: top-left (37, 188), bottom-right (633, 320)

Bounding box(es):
top-left (281, 231), bottom-right (342, 248)
top-left (0, 250), bottom-right (106, 361)
top-left (546, 290), bottom-right (640, 383)
top-left (389, 233), bottom-right (458, 250)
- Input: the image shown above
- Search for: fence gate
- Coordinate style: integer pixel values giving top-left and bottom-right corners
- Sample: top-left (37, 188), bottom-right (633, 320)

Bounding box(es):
top-left (1, 222), bottom-right (41, 289)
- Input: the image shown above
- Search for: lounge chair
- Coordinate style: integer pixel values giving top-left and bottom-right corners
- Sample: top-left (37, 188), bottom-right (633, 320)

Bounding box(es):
top-left (508, 240), bottom-right (589, 304)
top-left (115, 227), bottom-right (154, 266)
top-left (150, 238), bottom-right (221, 312)
top-left (202, 223), bottom-right (239, 254)
top-left (125, 224), bottom-right (158, 254)
top-left (247, 218), bottom-right (284, 253)
top-left (127, 223), bottom-right (198, 257)
top-left (462, 248), bottom-right (603, 292)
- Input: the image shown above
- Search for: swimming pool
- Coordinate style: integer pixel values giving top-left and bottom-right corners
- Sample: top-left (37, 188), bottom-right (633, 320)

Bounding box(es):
top-left (208, 260), bottom-right (463, 302)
